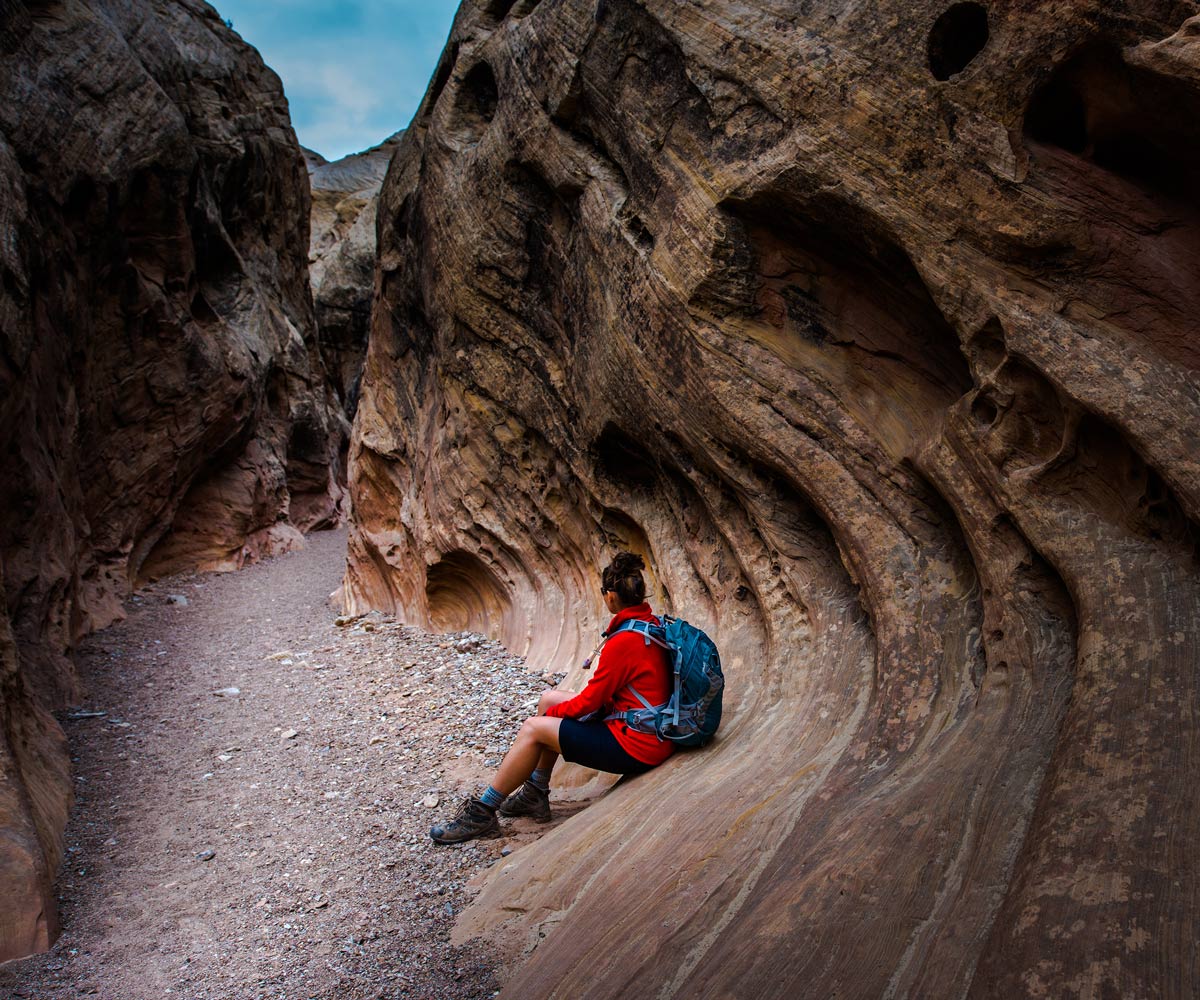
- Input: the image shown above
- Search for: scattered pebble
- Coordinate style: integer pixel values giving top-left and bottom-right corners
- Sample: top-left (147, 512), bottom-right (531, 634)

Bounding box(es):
top-left (166, 594), bottom-right (188, 606)
top-left (0, 531), bottom-right (540, 1000)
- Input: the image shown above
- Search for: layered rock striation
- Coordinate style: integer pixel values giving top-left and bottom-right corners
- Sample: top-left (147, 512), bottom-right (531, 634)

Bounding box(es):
top-left (0, 0), bottom-right (344, 961)
top-left (306, 133), bottom-right (403, 419)
top-left (348, 0), bottom-right (1200, 996)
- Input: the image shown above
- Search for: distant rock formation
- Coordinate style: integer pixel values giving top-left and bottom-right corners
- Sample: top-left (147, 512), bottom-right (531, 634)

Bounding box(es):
top-left (0, 0), bottom-right (344, 961)
top-left (306, 133), bottom-right (402, 418)
top-left (347, 0), bottom-right (1200, 996)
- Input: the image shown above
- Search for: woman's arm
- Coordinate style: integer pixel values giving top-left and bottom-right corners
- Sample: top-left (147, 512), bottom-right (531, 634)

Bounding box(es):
top-left (543, 642), bottom-right (627, 719)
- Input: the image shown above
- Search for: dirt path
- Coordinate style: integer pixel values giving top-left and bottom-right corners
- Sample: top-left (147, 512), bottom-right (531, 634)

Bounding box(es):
top-left (0, 527), bottom-right (564, 999)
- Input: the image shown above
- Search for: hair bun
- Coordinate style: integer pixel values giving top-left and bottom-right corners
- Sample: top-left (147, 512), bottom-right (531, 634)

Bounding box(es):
top-left (611, 551), bottom-right (645, 575)
top-left (601, 550), bottom-right (649, 607)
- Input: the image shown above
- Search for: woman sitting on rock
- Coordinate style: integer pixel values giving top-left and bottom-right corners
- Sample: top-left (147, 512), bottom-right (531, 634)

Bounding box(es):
top-left (430, 551), bottom-right (674, 844)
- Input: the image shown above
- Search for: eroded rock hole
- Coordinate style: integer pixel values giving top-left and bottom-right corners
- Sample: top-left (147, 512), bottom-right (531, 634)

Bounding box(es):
top-left (928, 3), bottom-right (989, 81)
top-left (1025, 42), bottom-right (1200, 201)
top-left (594, 423), bottom-right (659, 488)
top-left (1021, 42), bottom-right (1200, 372)
top-left (1038, 414), bottom-right (1198, 548)
top-left (619, 207), bottom-right (655, 252)
top-left (452, 62), bottom-right (499, 144)
top-left (975, 358), bottom-right (1066, 473)
top-left (425, 550), bottom-right (512, 637)
top-left (971, 394), bottom-right (999, 428)
top-left (190, 290), bottom-right (219, 324)
top-left (967, 317), bottom-right (1008, 377)
top-left (391, 196), bottom-right (412, 244)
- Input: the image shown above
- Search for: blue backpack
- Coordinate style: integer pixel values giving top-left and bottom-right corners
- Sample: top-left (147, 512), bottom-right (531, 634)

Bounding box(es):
top-left (601, 616), bottom-right (724, 748)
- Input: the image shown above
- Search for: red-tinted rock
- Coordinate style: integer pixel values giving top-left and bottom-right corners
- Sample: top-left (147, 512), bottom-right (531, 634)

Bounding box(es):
top-left (348, 0), bottom-right (1200, 996)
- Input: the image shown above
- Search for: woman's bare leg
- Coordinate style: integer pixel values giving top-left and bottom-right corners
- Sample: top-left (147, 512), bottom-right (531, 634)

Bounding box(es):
top-left (534, 688), bottom-right (574, 772)
top-left (491, 716), bottom-right (563, 795)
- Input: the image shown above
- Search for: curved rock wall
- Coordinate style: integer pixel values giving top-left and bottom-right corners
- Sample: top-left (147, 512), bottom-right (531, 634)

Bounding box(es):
top-left (348, 0), bottom-right (1200, 995)
top-left (0, 0), bottom-right (344, 961)
top-left (306, 133), bottom-right (403, 418)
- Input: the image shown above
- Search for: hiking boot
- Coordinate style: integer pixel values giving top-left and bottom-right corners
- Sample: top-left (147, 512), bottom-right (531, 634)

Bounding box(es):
top-left (429, 797), bottom-right (500, 844)
top-left (498, 781), bottom-right (551, 822)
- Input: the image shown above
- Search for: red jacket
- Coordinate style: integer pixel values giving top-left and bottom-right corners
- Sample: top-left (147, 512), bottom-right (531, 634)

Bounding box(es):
top-left (546, 603), bottom-right (674, 766)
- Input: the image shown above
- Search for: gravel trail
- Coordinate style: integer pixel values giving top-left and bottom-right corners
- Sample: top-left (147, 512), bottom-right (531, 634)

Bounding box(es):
top-left (1, 527), bottom-right (564, 999)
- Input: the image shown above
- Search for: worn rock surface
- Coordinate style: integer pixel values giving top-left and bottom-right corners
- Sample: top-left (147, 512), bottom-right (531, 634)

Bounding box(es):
top-left (0, 0), bottom-right (343, 962)
top-left (347, 0), bottom-right (1200, 996)
top-left (306, 133), bottom-right (402, 418)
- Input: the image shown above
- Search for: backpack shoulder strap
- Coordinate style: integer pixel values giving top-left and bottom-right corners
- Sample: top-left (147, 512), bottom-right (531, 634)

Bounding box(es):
top-left (610, 618), bottom-right (672, 650)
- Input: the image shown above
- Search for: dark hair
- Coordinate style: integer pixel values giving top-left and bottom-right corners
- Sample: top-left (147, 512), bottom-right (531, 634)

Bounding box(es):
top-left (601, 551), bottom-right (647, 607)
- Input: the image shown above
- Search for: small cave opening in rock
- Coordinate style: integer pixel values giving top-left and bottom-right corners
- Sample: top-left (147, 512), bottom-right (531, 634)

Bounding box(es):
top-left (1024, 42), bottom-right (1200, 203)
top-left (451, 62), bottom-right (500, 145)
top-left (1021, 41), bottom-right (1200, 372)
top-left (425, 549), bottom-right (514, 639)
top-left (928, 3), bottom-right (989, 80)
top-left (593, 423), bottom-right (660, 489)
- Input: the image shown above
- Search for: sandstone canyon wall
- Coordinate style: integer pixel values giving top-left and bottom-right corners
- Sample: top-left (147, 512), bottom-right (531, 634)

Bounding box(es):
top-left (0, 0), bottom-right (344, 962)
top-left (306, 133), bottom-right (403, 419)
top-left (347, 0), bottom-right (1200, 996)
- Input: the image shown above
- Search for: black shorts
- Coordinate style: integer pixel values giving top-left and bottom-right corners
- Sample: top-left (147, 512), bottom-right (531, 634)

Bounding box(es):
top-left (557, 719), bottom-right (655, 775)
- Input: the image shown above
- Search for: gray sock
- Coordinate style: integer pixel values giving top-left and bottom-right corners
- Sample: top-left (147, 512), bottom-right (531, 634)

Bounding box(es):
top-left (529, 767), bottom-right (552, 792)
top-left (479, 785), bottom-right (505, 809)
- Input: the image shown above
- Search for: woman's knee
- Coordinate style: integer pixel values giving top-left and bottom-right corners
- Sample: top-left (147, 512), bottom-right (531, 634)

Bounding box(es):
top-left (516, 715), bottom-right (560, 751)
top-left (537, 688), bottom-right (574, 715)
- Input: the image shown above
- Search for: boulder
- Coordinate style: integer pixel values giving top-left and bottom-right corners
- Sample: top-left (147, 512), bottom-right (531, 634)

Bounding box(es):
top-left (348, 0), bottom-right (1200, 996)
top-left (0, 0), bottom-right (343, 960)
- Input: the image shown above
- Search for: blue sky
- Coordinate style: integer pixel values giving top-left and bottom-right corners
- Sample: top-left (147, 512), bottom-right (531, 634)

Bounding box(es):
top-left (214, 0), bottom-right (461, 161)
